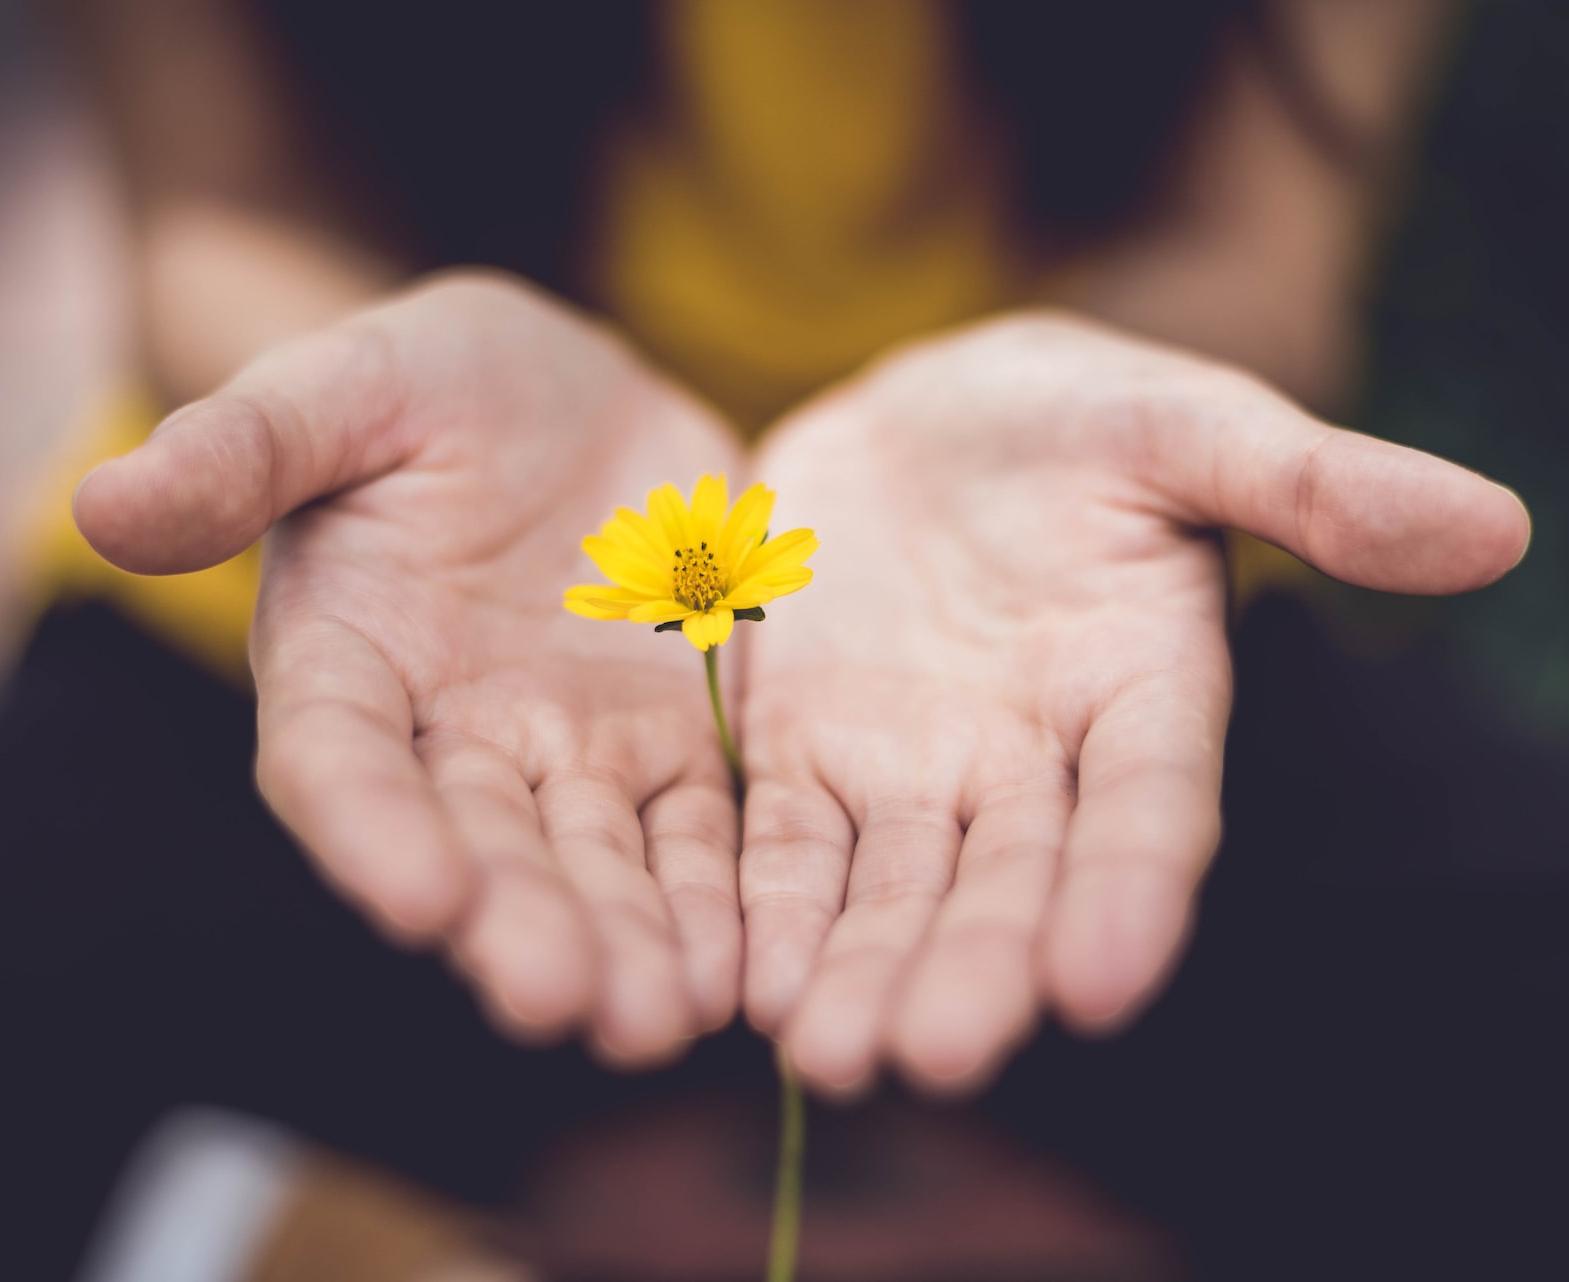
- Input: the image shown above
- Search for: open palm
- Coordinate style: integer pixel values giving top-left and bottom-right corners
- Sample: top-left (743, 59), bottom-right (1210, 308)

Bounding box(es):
top-left (739, 314), bottom-right (1530, 1093)
top-left (78, 288), bottom-right (1529, 1089)
top-left (76, 275), bottom-right (745, 1063)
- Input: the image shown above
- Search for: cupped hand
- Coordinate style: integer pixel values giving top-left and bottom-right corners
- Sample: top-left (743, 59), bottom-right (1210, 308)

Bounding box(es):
top-left (75, 273), bottom-right (746, 1064)
top-left (738, 313), bottom-right (1530, 1095)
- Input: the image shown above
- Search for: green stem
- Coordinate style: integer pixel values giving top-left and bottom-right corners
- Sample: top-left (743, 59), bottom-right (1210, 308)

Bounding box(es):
top-left (699, 648), bottom-right (805, 1282)
top-left (703, 646), bottom-right (743, 796)
top-left (767, 1049), bottom-right (806, 1282)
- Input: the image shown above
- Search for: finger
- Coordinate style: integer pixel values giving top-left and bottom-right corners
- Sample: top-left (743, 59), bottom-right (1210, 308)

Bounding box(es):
top-left (1142, 368), bottom-right (1531, 593)
top-left (889, 777), bottom-right (1070, 1094)
top-left (421, 736), bottom-right (597, 1041)
top-left (1039, 662), bottom-right (1230, 1036)
top-left (253, 616), bottom-right (474, 942)
top-left (738, 778), bottom-right (856, 1036)
top-left (642, 778), bottom-right (742, 1032)
top-left (782, 799), bottom-right (961, 1095)
top-left (535, 768), bottom-right (697, 1066)
top-left (73, 318), bottom-right (409, 574)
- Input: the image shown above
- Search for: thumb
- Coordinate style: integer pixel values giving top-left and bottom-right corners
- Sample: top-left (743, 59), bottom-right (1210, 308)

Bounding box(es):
top-left (1146, 372), bottom-right (1531, 594)
top-left (73, 322), bottom-right (408, 575)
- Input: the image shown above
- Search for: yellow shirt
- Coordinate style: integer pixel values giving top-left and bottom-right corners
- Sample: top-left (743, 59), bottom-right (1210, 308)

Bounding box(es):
top-left (591, 0), bottom-right (1021, 434)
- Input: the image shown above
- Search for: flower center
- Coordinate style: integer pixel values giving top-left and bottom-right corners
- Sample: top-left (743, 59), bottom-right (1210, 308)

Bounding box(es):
top-left (672, 542), bottom-right (724, 610)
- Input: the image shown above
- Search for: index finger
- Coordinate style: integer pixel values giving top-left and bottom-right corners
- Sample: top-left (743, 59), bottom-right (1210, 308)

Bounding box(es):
top-left (252, 610), bottom-right (474, 940)
top-left (1038, 655), bottom-right (1231, 1034)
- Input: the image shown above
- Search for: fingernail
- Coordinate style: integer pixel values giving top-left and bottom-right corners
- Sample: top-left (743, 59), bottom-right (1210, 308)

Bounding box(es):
top-left (1492, 483), bottom-right (1533, 569)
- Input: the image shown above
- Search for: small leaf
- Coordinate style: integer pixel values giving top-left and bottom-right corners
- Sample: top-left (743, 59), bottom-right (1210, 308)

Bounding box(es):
top-left (654, 620), bottom-right (684, 633)
top-left (733, 606), bottom-right (767, 623)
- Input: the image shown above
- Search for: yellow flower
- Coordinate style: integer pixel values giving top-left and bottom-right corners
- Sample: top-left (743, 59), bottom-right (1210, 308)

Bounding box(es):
top-left (564, 475), bottom-right (818, 651)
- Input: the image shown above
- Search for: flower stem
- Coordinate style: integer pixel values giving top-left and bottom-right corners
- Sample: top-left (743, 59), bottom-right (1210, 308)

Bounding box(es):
top-left (699, 648), bottom-right (805, 1282)
top-left (703, 647), bottom-right (743, 795)
top-left (767, 1048), bottom-right (806, 1282)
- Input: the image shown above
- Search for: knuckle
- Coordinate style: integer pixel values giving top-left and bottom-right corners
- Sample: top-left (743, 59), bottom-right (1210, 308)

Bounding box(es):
top-left (412, 265), bottom-right (529, 312)
top-left (934, 919), bottom-right (1036, 958)
top-left (960, 836), bottom-right (1045, 876)
top-left (847, 876), bottom-right (946, 909)
top-left (857, 801), bottom-right (960, 857)
top-left (651, 815), bottom-right (737, 856)
top-left (187, 392), bottom-right (282, 536)
top-left (405, 268), bottom-right (582, 351)
top-left (1293, 432), bottom-right (1338, 554)
top-left (253, 737), bottom-right (300, 812)
top-left (816, 936), bottom-right (904, 976)
top-left (740, 885), bottom-right (834, 917)
top-left (973, 308), bottom-right (1082, 351)
top-left (660, 878), bottom-right (736, 918)
top-left (322, 318), bottom-right (401, 402)
top-left (557, 807), bottom-right (642, 861)
top-left (599, 896), bottom-right (677, 948)
top-left (744, 792), bottom-right (849, 856)
top-left (646, 785), bottom-right (738, 851)
top-left (1071, 802), bottom-right (1221, 881)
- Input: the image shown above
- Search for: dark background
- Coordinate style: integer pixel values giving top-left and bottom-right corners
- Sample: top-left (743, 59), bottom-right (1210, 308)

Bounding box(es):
top-left (4, 2), bottom-right (1567, 1278)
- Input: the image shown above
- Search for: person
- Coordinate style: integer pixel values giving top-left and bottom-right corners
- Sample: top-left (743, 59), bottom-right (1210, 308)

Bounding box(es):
top-left (58, 0), bottom-right (1531, 1085)
top-left (12, 2), bottom-right (1564, 1274)
top-left (69, 278), bottom-right (1527, 1086)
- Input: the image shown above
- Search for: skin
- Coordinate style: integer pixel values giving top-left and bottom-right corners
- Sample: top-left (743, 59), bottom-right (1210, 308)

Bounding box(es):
top-left (76, 274), bottom-right (747, 1065)
top-left (53, 0), bottom-right (1491, 1103)
top-left (741, 313), bottom-right (1530, 1094)
top-left (75, 279), bottom-right (1531, 1089)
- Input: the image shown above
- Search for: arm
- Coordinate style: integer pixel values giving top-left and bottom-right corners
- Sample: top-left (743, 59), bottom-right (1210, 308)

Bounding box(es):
top-left (1056, 0), bottom-right (1457, 408)
top-left (58, 0), bottom-right (402, 401)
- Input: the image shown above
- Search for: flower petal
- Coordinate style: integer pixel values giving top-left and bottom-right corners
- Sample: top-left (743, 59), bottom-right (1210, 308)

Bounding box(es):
top-left (704, 606), bottom-right (735, 648)
top-left (681, 611), bottom-right (713, 651)
top-left (735, 527), bottom-right (818, 583)
top-left (564, 584), bottom-right (647, 619)
top-left (679, 607), bottom-right (735, 651)
top-left (722, 567), bottom-right (812, 609)
top-left (603, 506), bottom-right (671, 562)
top-left (717, 483), bottom-right (775, 571)
top-left (689, 474), bottom-right (729, 545)
top-left (628, 599), bottom-right (696, 624)
top-left (582, 535), bottom-right (670, 596)
top-left (648, 482), bottom-right (694, 550)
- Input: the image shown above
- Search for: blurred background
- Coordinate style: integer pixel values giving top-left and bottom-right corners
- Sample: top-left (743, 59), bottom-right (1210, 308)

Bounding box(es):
top-left (4, 1), bottom-right (1567, 1279)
